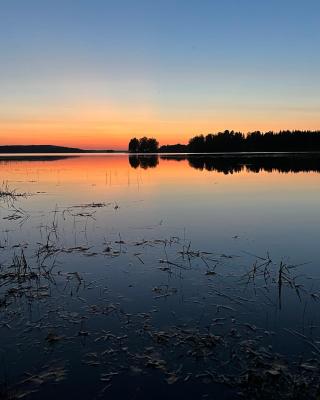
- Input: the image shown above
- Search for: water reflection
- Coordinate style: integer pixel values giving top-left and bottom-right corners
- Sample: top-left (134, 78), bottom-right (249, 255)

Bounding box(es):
top-left (0, 155), bottom-right (78, 163)
top-left (0, 153), bottom-right (320, 399)
top-left (161, 154), bottom-right (320, 174)
top-left (129, 154), bottom-right (159, 169)
top-left (1, 153), bottom-right (319, 174)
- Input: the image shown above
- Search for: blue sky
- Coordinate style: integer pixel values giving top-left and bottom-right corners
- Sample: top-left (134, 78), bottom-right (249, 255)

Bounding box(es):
top-left (0, 0), bottom-right (319, 148)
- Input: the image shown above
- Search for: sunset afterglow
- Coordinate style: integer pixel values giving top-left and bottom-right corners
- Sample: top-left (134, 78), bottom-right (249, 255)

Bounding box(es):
top-left (1, 1), bottom-right (320, 149)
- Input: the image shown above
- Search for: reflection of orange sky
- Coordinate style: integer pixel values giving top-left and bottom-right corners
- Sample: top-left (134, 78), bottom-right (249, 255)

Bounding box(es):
top-left (0, 155), bottom-right (318, 234)
top-left (1, 102), bottom-right (320, 150)
top-left (1, 155), bottom-right (318, 193)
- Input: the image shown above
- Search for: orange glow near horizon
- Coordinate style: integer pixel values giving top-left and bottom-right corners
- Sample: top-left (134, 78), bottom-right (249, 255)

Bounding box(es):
top-left (1, 1), bottom-right (320, 152)
top-left (1, 102), bottom-right (320, 150)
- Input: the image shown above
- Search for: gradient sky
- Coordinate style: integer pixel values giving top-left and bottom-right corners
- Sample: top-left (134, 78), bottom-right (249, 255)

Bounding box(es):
top-left (1, 0), bottom-right (320, 149)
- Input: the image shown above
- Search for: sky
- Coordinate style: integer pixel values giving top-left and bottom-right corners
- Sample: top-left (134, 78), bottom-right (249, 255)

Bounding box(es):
top-left (0, 0), bottom-right (320, 150)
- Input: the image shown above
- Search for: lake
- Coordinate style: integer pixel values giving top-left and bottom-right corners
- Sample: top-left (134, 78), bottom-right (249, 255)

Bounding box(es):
top-left (1, 153), bottom-right (320, 399)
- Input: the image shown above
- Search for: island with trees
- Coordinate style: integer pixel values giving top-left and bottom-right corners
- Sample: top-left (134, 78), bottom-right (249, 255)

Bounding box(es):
top-left (128, 137), bottom-right (159, 153)
top-left (128, 130), bottom-right (320, 153)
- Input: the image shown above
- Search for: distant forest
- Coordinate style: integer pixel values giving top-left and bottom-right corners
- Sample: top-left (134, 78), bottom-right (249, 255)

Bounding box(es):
top-left (129, 131), bottom-right (320, 153)
top-left (188, 130), bottom-right (320, 152)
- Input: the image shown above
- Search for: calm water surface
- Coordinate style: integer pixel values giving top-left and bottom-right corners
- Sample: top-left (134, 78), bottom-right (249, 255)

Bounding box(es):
top-left (0, 154), bottom-right (320, 399)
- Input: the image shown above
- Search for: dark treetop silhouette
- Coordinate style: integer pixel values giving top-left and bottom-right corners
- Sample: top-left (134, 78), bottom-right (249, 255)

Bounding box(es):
top-left (129, 130), bottom-right (320, 153)
top-left (188, 130), bottom-right (320, 152)
top-left (128, 137), bottom-right (159, 153)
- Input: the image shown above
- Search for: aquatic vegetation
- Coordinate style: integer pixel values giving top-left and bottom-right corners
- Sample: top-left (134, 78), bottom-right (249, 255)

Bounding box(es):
top-left (0, 182), bottom-right (27, 204)
top-left (0, 155), bottom-right (320, 399)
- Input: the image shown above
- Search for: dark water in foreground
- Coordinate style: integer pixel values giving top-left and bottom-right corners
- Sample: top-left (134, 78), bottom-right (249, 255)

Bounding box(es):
top-left (0, 153), bottom-right (320, 399)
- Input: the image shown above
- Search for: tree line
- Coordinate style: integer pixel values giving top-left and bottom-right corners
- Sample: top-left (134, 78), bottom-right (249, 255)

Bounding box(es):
top-left (129, 131), bottom-right (320, 153)
top-left (188, 130), bottom-right (320, 152)
top-left (128, 137), bottom-right (159, 153)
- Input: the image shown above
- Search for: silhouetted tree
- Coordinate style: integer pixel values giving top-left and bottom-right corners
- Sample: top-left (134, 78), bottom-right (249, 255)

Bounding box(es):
top-left (148, 138), bottom-right (159, 152)
top-left (130, 130), bottom-right (320, 154)
top-left (188, 130), bottom-right (320, 153)
top-left (188, 135), bottom-right (205, 152)
top-left (139, 137), bottom-right (150, 152)
top-left (128, 138), bottom-right (139, 153)
top-left (159, 144), bottom-right (188, 153)
top-left (128, 137), bottom-right (159, 153)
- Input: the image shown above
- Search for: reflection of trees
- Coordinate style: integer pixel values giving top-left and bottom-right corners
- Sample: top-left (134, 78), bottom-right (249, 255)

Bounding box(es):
top-left (129, 155), bottom-right (159, 169)
top-left (128, 155), bottom-right (140, 169)
top-left (187, 157), bottom-right (244, 174)
top-left (160, 155), bottom-right (320, 174)
top-left (129, 153), bottom-right (320, 173)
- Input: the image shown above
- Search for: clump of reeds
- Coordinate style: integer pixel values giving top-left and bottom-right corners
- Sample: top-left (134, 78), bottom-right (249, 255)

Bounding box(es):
top-left (0, 181), bottom-right (27, 201)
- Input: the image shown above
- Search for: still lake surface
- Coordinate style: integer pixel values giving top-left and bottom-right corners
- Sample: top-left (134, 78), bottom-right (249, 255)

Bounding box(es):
top-left (0, 153), bottom-right (320, 399)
